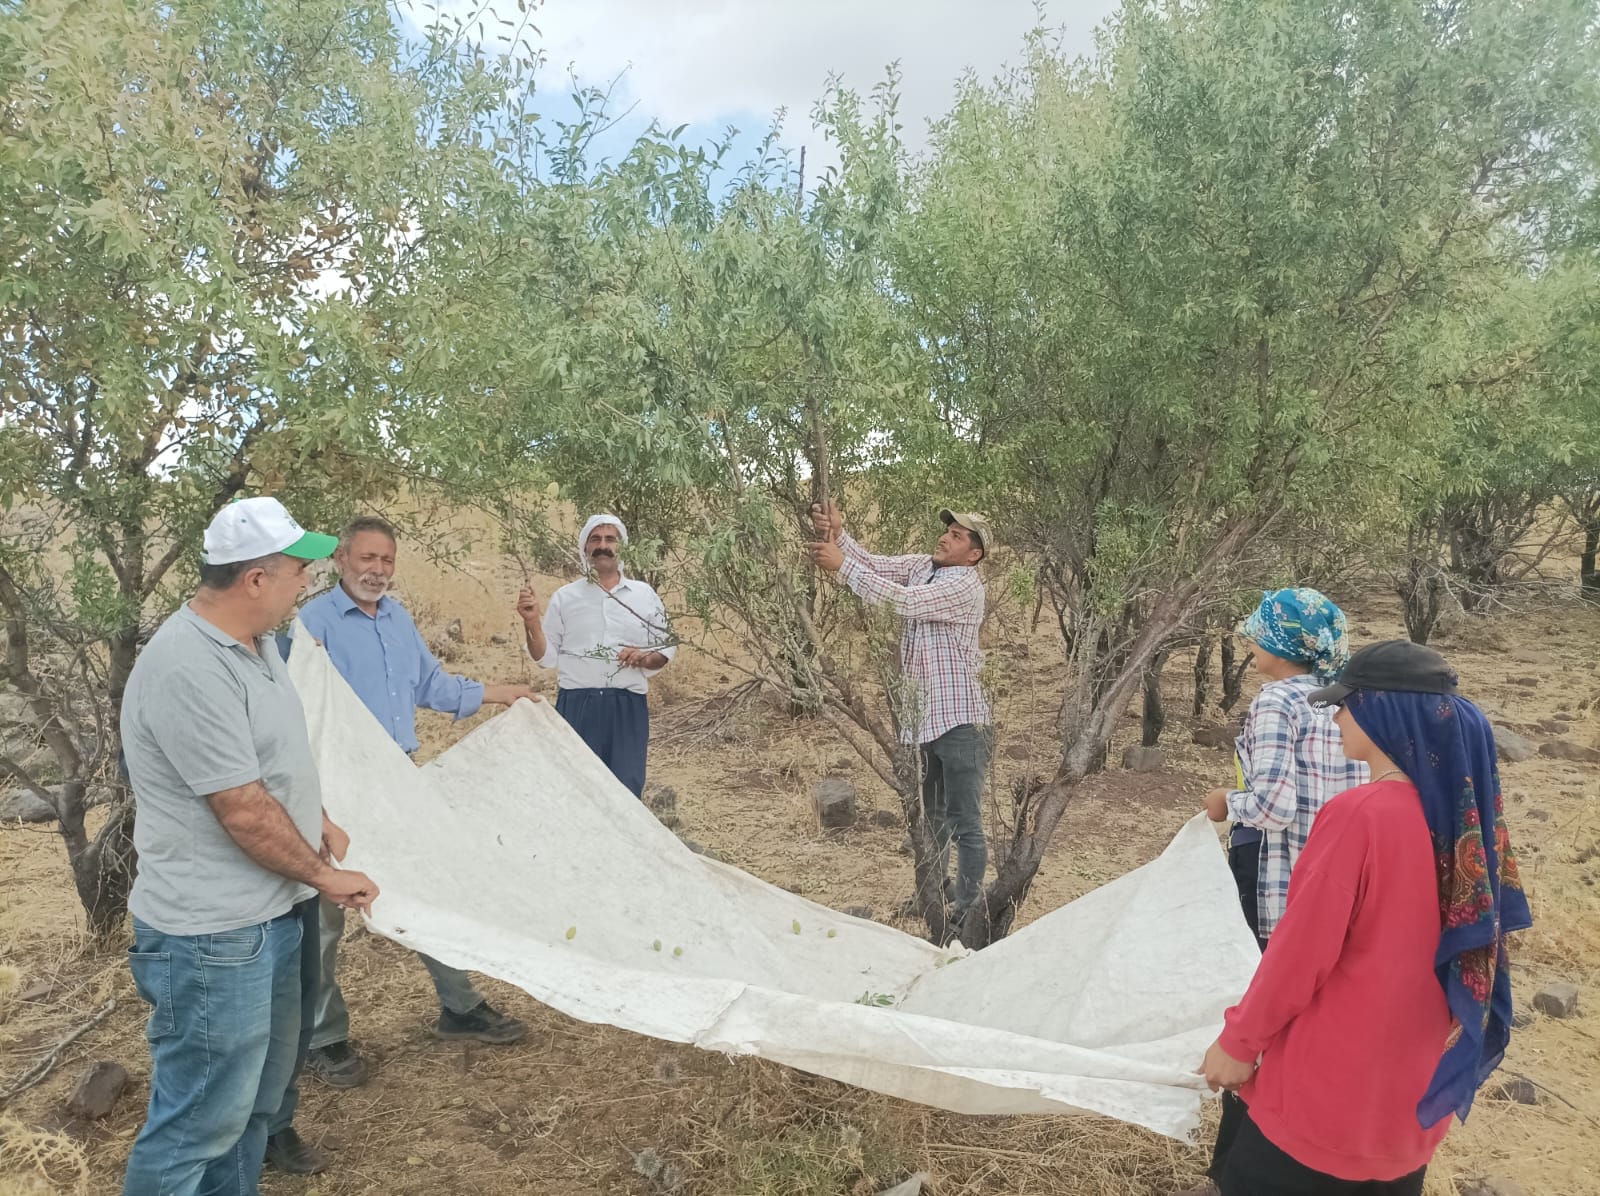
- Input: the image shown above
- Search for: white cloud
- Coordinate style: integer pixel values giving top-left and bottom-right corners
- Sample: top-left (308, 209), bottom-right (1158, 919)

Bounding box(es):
top-left (434, 0), bottom-right (1120, 152)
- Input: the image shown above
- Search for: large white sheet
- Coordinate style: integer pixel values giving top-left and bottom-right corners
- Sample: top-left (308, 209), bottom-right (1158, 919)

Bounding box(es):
top-left (289, 629), bottom-right (1260, 1139)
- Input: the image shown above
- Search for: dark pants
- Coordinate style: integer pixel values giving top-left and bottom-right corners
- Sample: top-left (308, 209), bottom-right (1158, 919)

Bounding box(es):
top-left (1229, 837), bottom-right (1265, 945)
top-left (920, 724), bottom-right (991, 910)
top-left (557, 687), bottom-right (649, 798)
top-left (1211, 840), bottom-right (1271, 1180)
top-left (268, 896), bottom-right (322, 1138)
top-left (1219, 1113), bottom-right (1425, 1196)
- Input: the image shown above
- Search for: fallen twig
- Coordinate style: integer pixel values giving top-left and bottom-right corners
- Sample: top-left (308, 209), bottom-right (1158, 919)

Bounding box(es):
top-left (0, 998), bottom-right (116, 1105)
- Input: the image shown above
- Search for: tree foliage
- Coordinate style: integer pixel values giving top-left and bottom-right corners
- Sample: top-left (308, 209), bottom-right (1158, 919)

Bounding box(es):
top-left (3, 0), bottom-right (1596, 942)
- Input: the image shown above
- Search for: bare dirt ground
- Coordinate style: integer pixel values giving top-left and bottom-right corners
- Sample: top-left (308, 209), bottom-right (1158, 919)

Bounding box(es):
top-left (2, 548), bottom-right (1597, 1196)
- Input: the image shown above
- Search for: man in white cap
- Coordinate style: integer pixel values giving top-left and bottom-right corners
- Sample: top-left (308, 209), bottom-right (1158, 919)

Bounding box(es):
top-left (516, 514), bottom-right (675, 797)
top-left (120, 497), bottom-right (379, 1195)
top-left (807, 501), bottom-right (994, 919)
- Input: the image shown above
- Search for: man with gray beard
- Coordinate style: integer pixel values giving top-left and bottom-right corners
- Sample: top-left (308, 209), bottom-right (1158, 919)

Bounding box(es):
top-left (266, 516), bottom-right (536, 1167)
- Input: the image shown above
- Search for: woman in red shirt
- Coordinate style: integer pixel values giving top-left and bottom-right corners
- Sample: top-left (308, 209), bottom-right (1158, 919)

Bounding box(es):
top-left (1198, 641), bottom-right (1531, 1195)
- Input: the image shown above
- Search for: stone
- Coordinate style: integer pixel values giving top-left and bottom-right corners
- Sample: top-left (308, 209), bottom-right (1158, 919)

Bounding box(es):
top-left (1121, 745), bottom-right (1165, 772)
top-left (445, 618), bottom-right (465, 642)
top-left (1532, 980), bottom-right (1579, 1018)
top-left (1512, 1008), bottom-right (1534, 1030)
top-left (1493, 1076), bottom-right (1538, 1105)
top-left (65, 1060), bottom-right (128, 1120)
top-left (1526, 809), bottom-right (1550, 822)
top-left (0, 788), bottom-right (57, 823)
top-left (811, 777), bottom-right (858, 830)
top-left (1492, 726), bottom-right (1536, 764)
top-left (20, 978), bottom-right (52, 1003)
top-left (877, 1173), bottom-right (931, 1196)
top-left (1190, 723), bottom-right (1239, 751)
top-left (1537, 718), bottom-right (1570, 733)
top-left (897, 834), bottom-right (913, 857)
top-left (841, 905), bottom-right (873, 921)
top-left (655, 813), bottom-right (682, 830)
top-left (489, 632), bottom-right (511, 645)
top-left (868, 809), bottom-right (900, 829)
top-left (1459, 1178), bottom-right (1529, 1196)
top-left (1508, 676), bottom-right (1539, 688)
top-left (1539, 740), bottom-right (1600, 764)
top-left (1003, 743), bottom-right (1033, 761)
top-left (646, 784), bottom-right (678, 813)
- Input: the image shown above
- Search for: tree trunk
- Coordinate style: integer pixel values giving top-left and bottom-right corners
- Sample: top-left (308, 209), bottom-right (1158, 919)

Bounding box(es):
top-left (1192, 627), bottom-right (1214, 717)
top-left (1219, 634), bottom-right (1252, 713)
top-left (1399, 555), bottom-right (1449, 644)
top-left (1141, 650), bottom-right (1168, 747)
top-left (69, 793), bottom-right (136, 935)
top-left (1581, 521), bottom-right (1598, 601)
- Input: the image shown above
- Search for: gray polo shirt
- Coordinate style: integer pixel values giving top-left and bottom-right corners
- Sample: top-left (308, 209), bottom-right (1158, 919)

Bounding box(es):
top-left (122, 603), bottom-right (322, 934)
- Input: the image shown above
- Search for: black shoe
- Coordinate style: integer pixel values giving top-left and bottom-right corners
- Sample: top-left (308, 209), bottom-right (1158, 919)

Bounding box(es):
top-left (264, 1127), bottom-right (329, 1175)
top-left (304, 1040), bottom-right (371, 1088)
top-left (434, 1000), bottom-right (528, 1044)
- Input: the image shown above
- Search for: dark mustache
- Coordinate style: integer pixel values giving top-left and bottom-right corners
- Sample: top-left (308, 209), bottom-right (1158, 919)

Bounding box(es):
top-left (590, 549), bottom-right (616, 557)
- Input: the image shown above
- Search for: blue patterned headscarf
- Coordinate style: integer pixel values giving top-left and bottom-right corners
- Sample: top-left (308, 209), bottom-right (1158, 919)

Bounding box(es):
top-left (1238, 588), bottom-right (1351, 682)
top-left (1345, 688), bottom-right (1532, 1128)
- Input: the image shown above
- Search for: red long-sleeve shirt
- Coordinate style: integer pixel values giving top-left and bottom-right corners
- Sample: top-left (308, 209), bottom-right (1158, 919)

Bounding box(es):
top-left (1219, 779), bottom-right (1454, 1181)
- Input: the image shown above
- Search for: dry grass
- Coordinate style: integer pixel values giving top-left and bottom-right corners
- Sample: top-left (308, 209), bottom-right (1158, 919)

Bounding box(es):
top-left (2, 539), bottom-right (1598, 1194)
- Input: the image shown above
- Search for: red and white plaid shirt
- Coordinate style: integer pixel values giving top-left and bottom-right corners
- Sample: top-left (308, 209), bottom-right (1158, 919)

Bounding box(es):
top-left (837, 533), bottom-right (990, 744)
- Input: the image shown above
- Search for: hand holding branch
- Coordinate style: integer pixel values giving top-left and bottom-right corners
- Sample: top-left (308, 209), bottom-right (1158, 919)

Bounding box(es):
top-left (807, 540), bottom-right (844, 573)
top-left (810, 499), bottom-right (842, 542)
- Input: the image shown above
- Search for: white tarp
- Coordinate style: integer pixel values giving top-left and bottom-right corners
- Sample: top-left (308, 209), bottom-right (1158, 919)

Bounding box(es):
top-left (289, 629), bottom-right (1261, 1139)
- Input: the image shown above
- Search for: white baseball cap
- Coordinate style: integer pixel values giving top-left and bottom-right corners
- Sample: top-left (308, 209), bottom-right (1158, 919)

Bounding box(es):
top-left (202, 497), bottom-right (338, 565)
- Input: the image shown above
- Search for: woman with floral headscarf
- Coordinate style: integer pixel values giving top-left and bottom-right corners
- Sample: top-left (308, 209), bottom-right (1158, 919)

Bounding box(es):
top-left (1186, 589), bottom-right (1367, 1192)
top-left (1199, 641), bottom-right (1531, 1195)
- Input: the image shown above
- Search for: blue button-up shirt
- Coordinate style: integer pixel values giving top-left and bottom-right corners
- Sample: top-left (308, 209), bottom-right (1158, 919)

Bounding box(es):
top-left (297, 584), bottom-right (484, 754)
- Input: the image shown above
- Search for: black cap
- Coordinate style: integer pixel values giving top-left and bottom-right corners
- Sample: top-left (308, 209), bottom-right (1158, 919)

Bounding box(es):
top-left (1307, 639), bottom-right (1458, 707)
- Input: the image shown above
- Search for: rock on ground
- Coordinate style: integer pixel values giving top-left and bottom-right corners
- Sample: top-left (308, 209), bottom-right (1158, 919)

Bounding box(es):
top-left (1539, 740), bottom-right (1600, 764)
top-left (1493, 1076), bottom-right (1538, 1105)
top-left (66, 1060), bottom-right (129, 1120)
top-left (1459, 1178), bottom-right (1529, 1196)
top-left (1532, 980), bottom-right (1579, 1019)
top-left (1492, 726), bottom-right (1536, 764)
top-left (811, 777), bottom-right (858, 830)
top-left (1, 788), bottom-right (57, 823)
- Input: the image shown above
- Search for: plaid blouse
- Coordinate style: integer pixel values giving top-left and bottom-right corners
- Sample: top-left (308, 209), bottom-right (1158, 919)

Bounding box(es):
top-left (837, 533), bottom-right (990, 745)
top-left (1227, 672), bottom-right (1369, 935)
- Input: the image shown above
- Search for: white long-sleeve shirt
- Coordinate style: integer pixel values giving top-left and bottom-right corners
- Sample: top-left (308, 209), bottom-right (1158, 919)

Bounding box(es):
top-left (532, 574), bottom-right (675, 694)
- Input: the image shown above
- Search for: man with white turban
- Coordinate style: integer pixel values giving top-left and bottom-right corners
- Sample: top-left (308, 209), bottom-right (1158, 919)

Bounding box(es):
top-left (515, 514), bottom-right (675, 796)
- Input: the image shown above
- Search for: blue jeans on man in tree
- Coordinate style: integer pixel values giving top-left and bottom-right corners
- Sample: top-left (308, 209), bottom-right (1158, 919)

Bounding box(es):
top-left (123, 900), bottom-right (312, 1196)
top-left (920, 723), bottom-right (992, 912)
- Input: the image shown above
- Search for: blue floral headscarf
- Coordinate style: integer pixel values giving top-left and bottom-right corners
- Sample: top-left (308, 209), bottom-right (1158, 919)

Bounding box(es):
top-left (1344, 688), bottom-right (1532, 1128)
top-left (1239, 588), bottom-right (1350, 682)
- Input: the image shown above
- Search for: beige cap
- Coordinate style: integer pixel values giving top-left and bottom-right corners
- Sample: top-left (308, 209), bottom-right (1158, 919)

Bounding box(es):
top-left (939, 509), bottom-right (994, 555)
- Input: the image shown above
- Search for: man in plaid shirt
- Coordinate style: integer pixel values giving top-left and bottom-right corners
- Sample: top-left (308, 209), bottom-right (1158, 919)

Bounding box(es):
top-left (807, 501), bottom-right (993, 914)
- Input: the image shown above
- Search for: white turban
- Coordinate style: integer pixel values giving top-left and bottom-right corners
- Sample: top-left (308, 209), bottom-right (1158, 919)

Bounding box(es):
top-left (578, 513), bottom-right (628, 559)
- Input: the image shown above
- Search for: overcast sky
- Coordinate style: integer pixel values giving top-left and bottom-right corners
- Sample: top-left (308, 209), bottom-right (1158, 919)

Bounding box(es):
top-left (421, 0), bottom-right (1123, 169)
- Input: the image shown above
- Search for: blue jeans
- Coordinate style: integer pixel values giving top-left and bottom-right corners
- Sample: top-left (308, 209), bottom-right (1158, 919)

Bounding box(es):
top-left (122, 907), bottom-right (305, 1196)
top-left (920, 724), bottom-right (992, 910)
